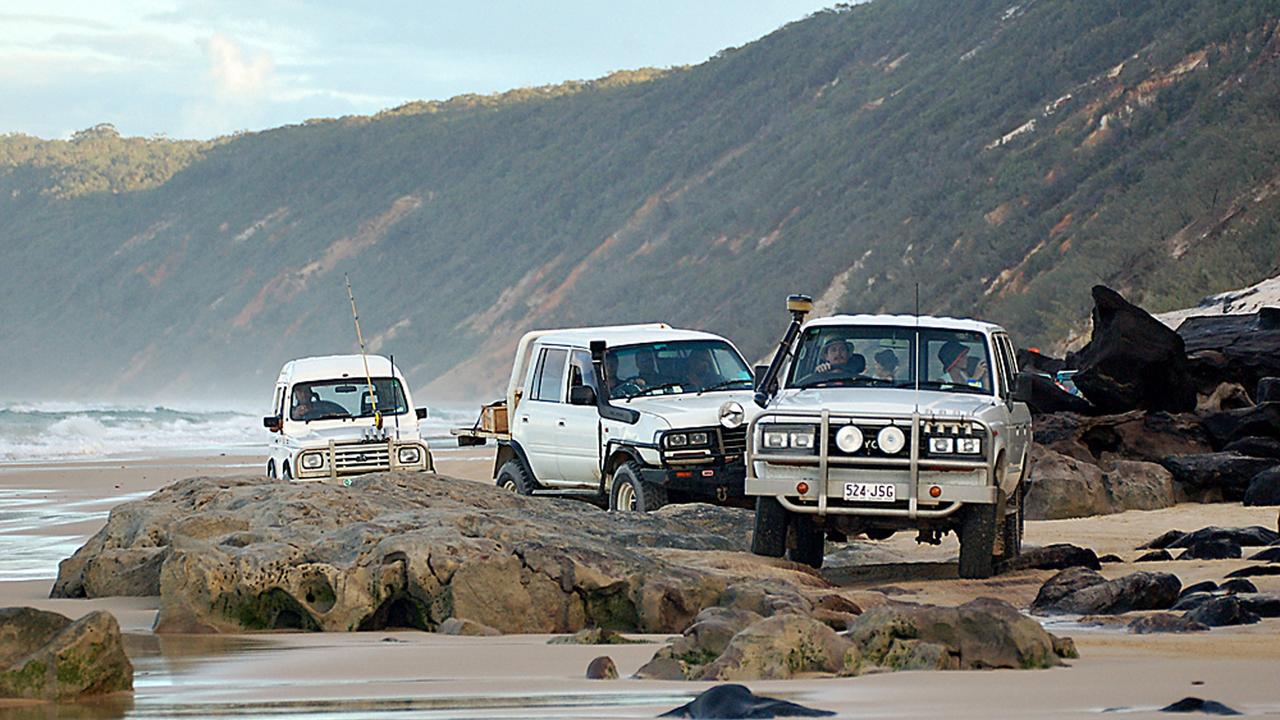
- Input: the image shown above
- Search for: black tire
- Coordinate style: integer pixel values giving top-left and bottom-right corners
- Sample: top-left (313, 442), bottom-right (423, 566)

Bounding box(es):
top-left (958, 503), bottom-right (998, 579)
top-left (788, 513), bottom-right (826, 569)
top-left (266, 460), bottom-right (277, 479)
top-left (609, 461), bottom-right (666, 512)
top-left (281, 462), bottom-right (293, 481)
top-left (1000, 483), bottom-right (1025, 561)
top-left (751, 497), bottom-right (788, 557)
top-left (496, 459), bottom-right (536, 495)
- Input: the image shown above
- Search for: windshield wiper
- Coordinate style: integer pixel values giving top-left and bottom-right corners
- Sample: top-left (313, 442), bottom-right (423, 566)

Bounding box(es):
top-left (697, 379), bottom-right (753, 396)
top-left (794, 376), bottom-right (887, 390)
top-left (896, 380), bottom-right (988, 395)
top-left (626, 382), bottom-right (685, 401)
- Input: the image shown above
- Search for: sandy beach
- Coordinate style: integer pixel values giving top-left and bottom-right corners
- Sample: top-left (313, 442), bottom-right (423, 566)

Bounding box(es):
top-left (2, 447), bottom-right (1278, 719)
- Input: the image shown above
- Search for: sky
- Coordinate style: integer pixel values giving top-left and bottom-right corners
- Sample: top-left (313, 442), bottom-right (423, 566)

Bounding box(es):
top-left (0, 1), bottom-right (838, 140)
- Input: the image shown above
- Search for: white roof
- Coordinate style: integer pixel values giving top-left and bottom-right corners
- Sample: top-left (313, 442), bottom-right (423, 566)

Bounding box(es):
top-left (278, 354), bottom-right (406, 383)
top-left (531, 323), bottom-right (732, 349)
top-left (805, 314), bottom-right (1004, 334)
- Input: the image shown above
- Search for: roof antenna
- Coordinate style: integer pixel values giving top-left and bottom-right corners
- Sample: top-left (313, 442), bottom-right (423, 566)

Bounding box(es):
top-left (345, 273), bottom-right (382, 431)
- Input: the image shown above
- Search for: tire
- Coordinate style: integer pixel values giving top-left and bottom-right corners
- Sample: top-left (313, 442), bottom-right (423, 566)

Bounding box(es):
top-left (958, 503), bottom-right (998, 579)
top-left (266, 460), bottom-right (277, 479)
top-left (609, 461), bottom-right (666, 512)
top-left (788, 513), bottom-right (825, 569)
top-left (1000, 483), bottom-right (1025, 561)
top-left (281, 462), bottom-right (293, 482)
top-left (496, 459), bottom-right (536, 495)
top-left (751, 497), bottom-right (788, 557)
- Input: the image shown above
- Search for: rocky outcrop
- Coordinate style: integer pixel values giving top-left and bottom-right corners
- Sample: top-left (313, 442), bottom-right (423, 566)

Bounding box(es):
top-left (1184, 596), bottom-right (1260, 627)
top-left (1245, 467), bottom-right (1280, 506)
top-left (53, 474), bottom-right (830, 634)
top-left (659, 684), bottom-right (835, 718)
top-left (1031, 568), bottom-right (1180, 615)
top-left (1166, 526), bottom-right (1279, 548)
top-left (1026, 446), bottom-right (1178, 520)
top-left (1003, 544), bottom-right (1100, 572)
top-left (1068, 286), bottom-right (1196, 414)
top-left (1128, 613), bottom-right (1208, 634)
top-left (698, 614), bottom-right (855, 680)
top-left (0, 608), bottom-right (132, 701)
top-left (1033, 411), bottom-right (1210, 465)
top-left (1159, 453), bottom-right (1277, 501)
top-left (1178, 311), bottom-right (1280, 396)
top-left (1176, 539), bottom-right (1241, 560)
top-left (1201, 403), bottom-right (1280, 449)
top-left (1023, 372), bottom-right (1096, 415)
top-left (585, 656), bottom-right (618, 680)
top-left (437, 618), bottom-right (501, 636)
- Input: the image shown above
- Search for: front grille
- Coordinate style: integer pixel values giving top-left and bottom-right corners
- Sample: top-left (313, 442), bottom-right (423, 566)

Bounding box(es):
top-left (719, 427), bottom-right (747, 457)
top-left (332, 442), bottom-right (390, 473)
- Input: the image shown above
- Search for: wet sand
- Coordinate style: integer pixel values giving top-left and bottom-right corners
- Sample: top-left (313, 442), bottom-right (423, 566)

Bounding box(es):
top-left (1, 448), bottom-right (1278, 718)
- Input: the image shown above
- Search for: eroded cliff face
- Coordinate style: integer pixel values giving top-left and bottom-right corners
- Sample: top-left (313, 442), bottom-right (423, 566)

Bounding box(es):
top-left (4, 2), bottom-right (1279, 401)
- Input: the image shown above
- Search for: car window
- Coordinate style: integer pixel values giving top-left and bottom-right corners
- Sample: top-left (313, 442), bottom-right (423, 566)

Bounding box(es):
top-left (532, 348), bottom-right (569, 402)
top-left (569, 350), bottom-right (597, 391)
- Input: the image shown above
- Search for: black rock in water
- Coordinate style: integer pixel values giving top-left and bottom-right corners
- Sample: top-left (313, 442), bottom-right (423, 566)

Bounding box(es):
top-left (660, 685), bottom-right (835, 718)
top-left (1177, 539), bottom-right (1242, 561)
top-left (1137, 549), bottom-right (1173, 562)
top-left (1159, 697), bottom-right (1241, 715)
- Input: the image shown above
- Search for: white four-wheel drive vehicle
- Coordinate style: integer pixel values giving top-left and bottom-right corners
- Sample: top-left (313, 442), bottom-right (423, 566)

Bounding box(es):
top-left (263, 355), bottom-right (432, 483)
top-left (748, 296), bottom-right (1033, 578)
top-left (454, 324), bottom-right (761, 511)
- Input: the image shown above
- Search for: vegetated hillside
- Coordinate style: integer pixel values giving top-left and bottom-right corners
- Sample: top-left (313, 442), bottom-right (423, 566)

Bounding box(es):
top-left (2, 0), bottom-right (1278, 403)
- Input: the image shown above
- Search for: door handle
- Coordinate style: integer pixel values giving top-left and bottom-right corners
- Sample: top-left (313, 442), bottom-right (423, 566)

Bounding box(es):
top-left (557, 420), bottom-right (566, 427)
top-left (521, 416), bottom-right (529, 423)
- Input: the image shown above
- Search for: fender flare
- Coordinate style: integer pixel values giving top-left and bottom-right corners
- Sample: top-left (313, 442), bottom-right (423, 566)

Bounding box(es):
top-left (494, 440), bottom-right (538, 483)
top-left (600, 441), bottom-right (646, 494)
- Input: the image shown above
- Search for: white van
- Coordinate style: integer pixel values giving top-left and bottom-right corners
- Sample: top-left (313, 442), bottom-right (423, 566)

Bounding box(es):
top-left (263, 354), bottom-right (432, 483)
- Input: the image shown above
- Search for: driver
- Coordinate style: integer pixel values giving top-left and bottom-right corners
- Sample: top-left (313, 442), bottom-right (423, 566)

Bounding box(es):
top-left (814, 340), bottom-right (866, 376)
top-left (291, 385), bottom-right (316, 420)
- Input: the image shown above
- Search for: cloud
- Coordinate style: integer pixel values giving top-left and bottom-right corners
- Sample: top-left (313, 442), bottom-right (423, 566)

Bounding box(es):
top-left (206, 32), bottom-right (273, 102)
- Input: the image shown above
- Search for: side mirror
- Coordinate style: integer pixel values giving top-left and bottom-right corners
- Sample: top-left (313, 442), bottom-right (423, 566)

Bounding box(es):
top-left (753, 364), bottom-right (770, 387)
top-left (1011, 372), bottom-right (1034, 404)
top-left (569, 385), bottom-right (597, 406)
top-left (416, 407), bottom-right (429, 420)
top-left (263, 415), bottom-right (282, 432)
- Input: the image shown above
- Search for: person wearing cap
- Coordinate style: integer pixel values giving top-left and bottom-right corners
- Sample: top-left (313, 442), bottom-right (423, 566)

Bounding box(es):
top-left (814, 339), bottom-right (866, 376)
top-left (872, 348), bottom-right (900, 382)
top-left (937, 340), bottom-right (987, 388)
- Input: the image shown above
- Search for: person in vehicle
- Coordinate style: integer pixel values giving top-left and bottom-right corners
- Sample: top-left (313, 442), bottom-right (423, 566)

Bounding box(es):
top-left (872, 348), bottom-right (900, 382)
top-left (938, 340), bottom-right (987, 388)
top-left (814, 340), bottom-right (866, 376)
top-left (684, 349), bottom-right (718, 390)
top-left (291, 385), bottom-right (316, 420)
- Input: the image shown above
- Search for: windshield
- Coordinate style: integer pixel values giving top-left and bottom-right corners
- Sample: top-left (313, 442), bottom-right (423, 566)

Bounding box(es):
top-left (605, 340), bottom-right (752, 399)
top-left (785, 325), bottom-right (994, 395)
top-left (290, 377), bottom-right (409, 421)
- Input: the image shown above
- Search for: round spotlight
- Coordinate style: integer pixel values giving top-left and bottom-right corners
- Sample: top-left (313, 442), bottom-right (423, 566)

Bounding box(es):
top-left (835, 425), bottom-right (864, 453)
top-left (877, 425), bottom-right (906, 455)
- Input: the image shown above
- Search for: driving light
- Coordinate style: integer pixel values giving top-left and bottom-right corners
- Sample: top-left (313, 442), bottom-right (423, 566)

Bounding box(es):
top-left (878, 426), bottom-right (906, 455)
top-left (790, 432), bottom-right (815, 450)
top-left (835, 425), bottom-right (864, 453)
top-left (300, 452), bottom-right (324, 470)
top-left (929, 437), bottom-right (954, 454)
top-left (956, 438), bottom-right (982, 454)
top-left (397, 446), bottom-right (422, 465)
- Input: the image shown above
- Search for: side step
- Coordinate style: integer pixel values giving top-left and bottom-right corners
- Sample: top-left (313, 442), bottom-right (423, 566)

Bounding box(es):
top-left (530, 488), bottom-right (602, 497)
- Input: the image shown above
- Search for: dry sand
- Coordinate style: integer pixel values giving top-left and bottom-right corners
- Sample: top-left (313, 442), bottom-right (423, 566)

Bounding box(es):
top-left (2, 446), bottom-right (1278, 718)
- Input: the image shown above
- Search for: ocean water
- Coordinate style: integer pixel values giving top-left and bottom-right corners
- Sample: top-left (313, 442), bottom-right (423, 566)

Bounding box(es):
top-left (0, 401), bottom-right (480, 463)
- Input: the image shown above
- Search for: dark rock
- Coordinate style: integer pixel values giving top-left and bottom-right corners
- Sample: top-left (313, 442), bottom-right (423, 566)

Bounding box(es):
top-left (1259, 377), bottom-right (1280, 403)
top-left (1225, 565), bottom-right (1280, 578)
top-left (1136, 550), bottom-right (1173, 562)
top-left (1179, 581), bottom-right (1219, 597)
top-left (1234, 593), bottom-right (1280, 618)
top-left (1034, 411), bottom-right (1210, 466)
top-left (1159, 697), bottom-right (1241, 715)
top-left (1004, 544), bottom-right (1101, 572)
top-left (1184, 596), bottom-right (1260, 627)
top-left (585, 656), bottom-right (618, 680)
top-left (1018, 348), bottom-right (1066, 375)
top-left (1202, 403), bottom-right (1280, 448)
top-left (1068, 286), bottom-right (1196, 413)
top-left (0, 608), bottom-right (133, 700)
top-left (1197, 383), bottom-right (1253, 413)
top-left (1244, 467), bottom-right (1280, 506)
top-left (1171, 593), bottom-right (1214, 612)
top-left (1098, 554), bottom-right (1123, 564)
top-left (1025, 447), bottom-right (1111, 520)
top-left (1159, 454), bottom-right (1277, 500)
top-left (1170, 526), bottom-right (1278, 548)
top-left (1218, 579), bottom-right (1258, 594)
top-left (1139, 530), bottom-right (1187, 550)
top-left (1176, 539), bottom-right (1242, 560)
top-left (659, 684), bottom-right (835, 718)
top-left (1023, 373), bottom-right (1096, 415)
top-left (1031, 568), bottom-right (1181, 615)
top-left (1223, 436), bottom-right (1280, 459)
top-left (1178, 310), bottom-right (1280, 395)
top-left (1247, 546), bottom-right (1280, 562)
top-left (1128, 613), bottom-right (1209, 634)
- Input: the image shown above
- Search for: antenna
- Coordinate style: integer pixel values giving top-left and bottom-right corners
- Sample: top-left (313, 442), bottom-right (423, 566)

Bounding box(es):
top-left (345, 274), bottom-right (382, 430)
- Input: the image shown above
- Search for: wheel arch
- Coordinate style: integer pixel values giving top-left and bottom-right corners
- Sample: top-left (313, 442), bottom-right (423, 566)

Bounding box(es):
top-left (494, 440), bottom-right (535, 482)
top-left (601, 443), bottom-right (644, 494)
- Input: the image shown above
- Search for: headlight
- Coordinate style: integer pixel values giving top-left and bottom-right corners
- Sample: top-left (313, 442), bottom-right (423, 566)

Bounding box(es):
top-left (877, 426), bottom-right (906, 455)
top-left (663, 431), bottom-right (713, 449)
top-left (835, 425), bottom-right (864, 453)
top-left (300, 452), bottom-right (324, 470)
top-left (397, 446), bottom-right (422, 464)
top-left (663, 433), bottom-right (689, 448)
top-left (689, 432), bottom-right (710, 446)
top-left (956, 437), bottom-right (982, 454)
top-left (928, 437), bottom-right (954, 454)
top-left (719, 401), bottom-right (745, 429)
top-left (758, 424), bottom-right (816, 453)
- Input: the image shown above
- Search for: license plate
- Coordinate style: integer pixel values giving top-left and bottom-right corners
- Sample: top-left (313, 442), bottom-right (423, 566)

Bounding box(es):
top-left (843, 482), bottom-right (896, 503)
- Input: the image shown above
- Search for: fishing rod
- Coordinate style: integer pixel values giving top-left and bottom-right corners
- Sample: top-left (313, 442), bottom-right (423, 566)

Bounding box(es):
top-left (345, 274), bottom-right (382, 431)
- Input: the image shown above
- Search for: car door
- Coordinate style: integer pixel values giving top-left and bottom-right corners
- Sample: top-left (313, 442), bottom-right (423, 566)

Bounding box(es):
top-left (555, 349), bottom-right (602, 486)
top-left (996, 334), bottom-right (1031, 481)
top-left (516, 345), bottom-right (568, 482)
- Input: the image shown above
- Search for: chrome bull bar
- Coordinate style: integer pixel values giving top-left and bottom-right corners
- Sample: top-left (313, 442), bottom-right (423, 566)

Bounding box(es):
top-left (745, 409), bottom-right (996, 519)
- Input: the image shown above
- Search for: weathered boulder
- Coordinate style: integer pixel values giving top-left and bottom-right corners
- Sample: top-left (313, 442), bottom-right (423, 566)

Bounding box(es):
top-left (1034, 411), bottom-right (1210, 465)
top-left (846, 598), bottom-right (1069, 671)
top-left (1004, 544), bottom-right (1100, 572)
top-left (1138, 529), bottom-right (1187, 550)
top-left (1023, 373), bottom-right (1096, 416)
top-left (659, 684), bottom-right (835, 718)
top-left (1171, 593), bottom-right (1214, 612)
top-left (1102, 460), bottom-right (1177, 512)
top-left (1245, 467), bottom-right (1280, 506)
top-left (1226, 565), bottom-right (1280, 578)
top-left (0, 608), bottom-right (132, 701)
top-left (1159, 454), bottom-right (1276, 500)
top-left (585, 656), bottom-right (618, 680)
top-left (1202, 403), bottom-right (1280, 449)
top-left (1196, 383), bottom-right (1253, 413)
top-left (1178, 310), bottom-right (1280, 395)
top-left (1184, 596), bottom-right (1260, 627)
top-left (548, 628), bottom-right (642, 645)
top-left (1018, 348), bottom-right (1066, 375)
top-left (1249, 546), bottom-right (1280, 562)
top-left (1136, 550), bottom-right (1173, 562)
top-left (1219, 579), bottom-right (1259, 594)
top-left (1259, 377), bottom-right (1280, 403)
top-left (1068, 286), bottom-right (1196, 414)
top-left (54, 474), bottom-right (827, 634)
top-left (1179, 581), bottom-right (1219, 597)
top-left (1223, 436), bottom-right (1280, 459)
top-left (1031, 568), bottom-right (1180, 615)
top-left (1128, 613), bottom-right (1209, 634)
top-left (1025, 448), bottom-right (1111, 520)
top-left (1159, 697), bottom-right (1242, 715)
top-left (436, 617), bottom-right (501, 636)
top-left (1168, 526), bottom-right (1278, 548)
top-left (1234, 593), bottom-right (1280, 618)
top-left (1176, 539), bottom-right (1242, 561)
top-left (697, 614), bottom-right (855, 680)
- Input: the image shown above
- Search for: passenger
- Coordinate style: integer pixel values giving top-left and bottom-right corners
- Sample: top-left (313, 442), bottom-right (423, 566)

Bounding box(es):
top-left (937, 341), bottom-right (987, 388)
top-left (684, 349), bottom-right (718, 390)
top-left (633, 349), bottom-right (673, 389)
top-left (873, 348), bottom-right (900, 382)
top-left (814, 340), bottom-right (866, 376)
top-left (604, 353), bottom-right (627, 393)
